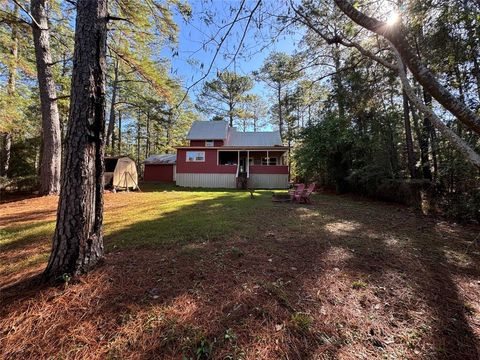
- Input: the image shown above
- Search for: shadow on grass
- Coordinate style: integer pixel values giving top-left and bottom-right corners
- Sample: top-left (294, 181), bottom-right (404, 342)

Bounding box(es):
top-left (1, 191), bottom-right (479, 359)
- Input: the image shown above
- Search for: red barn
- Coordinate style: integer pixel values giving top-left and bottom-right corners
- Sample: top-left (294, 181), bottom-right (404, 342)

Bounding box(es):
top-left (145, 121), bottom-right (289, 189)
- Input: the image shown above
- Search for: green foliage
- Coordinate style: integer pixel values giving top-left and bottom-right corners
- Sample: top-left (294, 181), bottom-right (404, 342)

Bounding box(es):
top-left (194, 337), bottom-right (213, 359)
top-left (290, 312), bottom-right (314, 332)
top-left (197, 71), bottom-right (254, 127)
top-left (351, 280), bottom-right (367, 290)
top-left (295, 114), bottom-right (353, 191)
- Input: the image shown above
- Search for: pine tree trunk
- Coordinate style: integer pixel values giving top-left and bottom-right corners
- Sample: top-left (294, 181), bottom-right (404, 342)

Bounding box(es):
top-left (0, 134), bottom-right (12, 177)
top-left (166, 113), bottom-right (172, 151)
top-left (145, 111), bottom-right (150, 158)
top-left (1, 4), bottom-right (19, 178)
top-left (31, 0), bottom-right (62, 195)
top-left (402, 89), bottom-right (417, 178)
top-left (420, 91), bottom-right (433, 180)
top-left (44, 0), bottom-right (108, 280)
top-left (106, 56), bottom-right (119, 149)
top-left (278, 84), bottom-right (283, 140)
top-left (333, 44), bottom-right (346, 120)
top-left (117, 110), bottom-right (122, 154)
top-left (136, 113), bottom-right (141, 170)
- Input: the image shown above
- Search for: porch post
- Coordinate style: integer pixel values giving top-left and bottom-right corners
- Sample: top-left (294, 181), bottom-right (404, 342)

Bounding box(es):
top-left (267, 150), bottom-right (269, 166)
top-left (247, 150), bottom-right (250, 178)
top-left (236, 150), bottom-right (240, 177)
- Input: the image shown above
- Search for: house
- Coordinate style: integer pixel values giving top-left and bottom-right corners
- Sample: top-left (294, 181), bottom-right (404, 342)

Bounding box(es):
top-left (144, 121), bottom-right (289, 189)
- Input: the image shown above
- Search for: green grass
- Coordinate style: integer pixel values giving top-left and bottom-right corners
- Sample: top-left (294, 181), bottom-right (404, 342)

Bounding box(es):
top-left (0, 185), bottom-right (288, 276)
top-left (2, 183), bottom-right (480, 358)
top-left (103, 187), bottom-right (281, 249)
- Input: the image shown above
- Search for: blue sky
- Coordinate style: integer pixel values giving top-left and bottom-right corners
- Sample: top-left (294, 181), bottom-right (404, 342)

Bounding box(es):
top-left (163, 0), bottom-right (303, 110)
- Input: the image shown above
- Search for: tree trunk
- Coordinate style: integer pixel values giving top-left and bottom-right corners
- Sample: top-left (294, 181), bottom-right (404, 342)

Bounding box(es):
top-left (136, 112), bottom-right (141, 170)
top-left (7, 3), bottom-right (18, 94)
top-left (278, 84), bottom-right (283, 140)
top-left (420, 91), bottom-right (433, 180)
top-left (402, 89), bottom-right (417, 178)
top-left (333, 44), bottom-right (346, 120)
top-left (0, 134), bottom-right (12, 177)
top-left (145, 111), bottom-right (150, 158)
top-left (430, 127), bottom-right (438, 180)
top-left (394, 48), bottom-right (480, 169)
top-left (334, 0), bottom-right (480, 135)
top-left (228, 100), bottom-right (234, 127)
top-left (106, 55), bottom-right (118, 149)
top-left (44, 0), bottom-right (108, 280)
top-left (1, 4), bottom-right (19, 177)
top-left (117, 110), bottom-right (122, 154)
top-left (166, 113), bottom-right (172, 151)
top-left (31, 0), bottom-right (62, 195)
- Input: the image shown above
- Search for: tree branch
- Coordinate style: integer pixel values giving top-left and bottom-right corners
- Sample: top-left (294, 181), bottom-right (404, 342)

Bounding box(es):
top-left (393, 45), bottom-right (480, 169)
top-left (333, 0), bottom-right (480, 135)
top-left (12, 0), bottom-right (45, 30)
top-left (290, 2), bottom-right (397, 71)
top-left (175, 0), bottom-right (248, 108)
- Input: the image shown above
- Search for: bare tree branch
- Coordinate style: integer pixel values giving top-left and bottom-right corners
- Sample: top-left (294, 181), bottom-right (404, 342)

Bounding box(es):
top-left (175, 0), bottom-right (248, 108)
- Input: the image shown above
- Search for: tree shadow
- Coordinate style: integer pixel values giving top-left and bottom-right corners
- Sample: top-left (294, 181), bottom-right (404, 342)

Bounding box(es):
top-left (1, 191), bottom-right (479, 359)
top-left (303, 197), bottom-right (480, 359)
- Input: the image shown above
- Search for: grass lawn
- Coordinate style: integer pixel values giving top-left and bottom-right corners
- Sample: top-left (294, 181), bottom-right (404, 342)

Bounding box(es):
top-left (1, 183), bottom-right (480, 359)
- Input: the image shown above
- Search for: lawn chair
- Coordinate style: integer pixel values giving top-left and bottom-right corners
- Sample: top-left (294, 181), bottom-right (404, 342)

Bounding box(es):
top-left (291, 183), bottom-right (306, 203)
top-left (300, 183), bottom-right (316, 204)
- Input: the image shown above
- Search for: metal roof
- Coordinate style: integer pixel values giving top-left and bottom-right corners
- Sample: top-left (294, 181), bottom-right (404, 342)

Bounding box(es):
top-left (226, 128), bottom-right (283, 147)
top-left (186, 120), bottom-right (229, 140)
top-left (144, 154), bottom-right (176, 164)
top-left (185, 121), bottom-right (285, 147)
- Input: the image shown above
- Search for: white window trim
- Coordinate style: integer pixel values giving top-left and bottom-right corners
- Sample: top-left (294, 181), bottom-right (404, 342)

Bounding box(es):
top-left (205, 140), bottom-right (214, 147)
top-left (186, 151), bottom-right (205, 162)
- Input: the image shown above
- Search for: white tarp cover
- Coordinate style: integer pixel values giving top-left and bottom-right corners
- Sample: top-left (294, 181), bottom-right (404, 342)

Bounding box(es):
top-left (104, 157), bottom-right (138, 189)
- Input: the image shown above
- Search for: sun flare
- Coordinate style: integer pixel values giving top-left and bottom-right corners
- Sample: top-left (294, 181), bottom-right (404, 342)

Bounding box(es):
top-left (386, 11), bottom-right (400, 26)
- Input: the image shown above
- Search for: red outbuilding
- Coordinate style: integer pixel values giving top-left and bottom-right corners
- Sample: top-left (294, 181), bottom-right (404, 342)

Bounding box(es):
top-left (143, 154), bottom-right (176, 183)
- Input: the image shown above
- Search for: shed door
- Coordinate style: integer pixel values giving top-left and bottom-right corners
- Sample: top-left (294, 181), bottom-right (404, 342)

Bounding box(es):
top-left (173, 165), bottom-right (176, 181)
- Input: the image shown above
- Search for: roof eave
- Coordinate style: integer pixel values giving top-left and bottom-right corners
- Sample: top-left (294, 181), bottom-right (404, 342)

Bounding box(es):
top-left (174, 146), bottom-right (289, 150)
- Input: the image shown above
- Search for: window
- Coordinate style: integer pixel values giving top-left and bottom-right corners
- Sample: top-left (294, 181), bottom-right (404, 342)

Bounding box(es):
top-left (186, 151), bottom-right (205, 162)
top-left (261, 157), bottom-right (277, 166)
top-left (218, 151), bottom-right (238, 165)
top-left (205, 140), bottom-right (214, 147)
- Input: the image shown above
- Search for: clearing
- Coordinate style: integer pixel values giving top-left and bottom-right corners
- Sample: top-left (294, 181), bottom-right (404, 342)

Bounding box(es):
top-left (1, 184), bottom-right (479, 359)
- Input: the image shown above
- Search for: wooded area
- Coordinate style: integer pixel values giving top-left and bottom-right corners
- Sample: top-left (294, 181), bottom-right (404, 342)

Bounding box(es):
top-left (1, 1), bottom-right (480, 358)
top-left (1, 0), bottom-right (479, 276)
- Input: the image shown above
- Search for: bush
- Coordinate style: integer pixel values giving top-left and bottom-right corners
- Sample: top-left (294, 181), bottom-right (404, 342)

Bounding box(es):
top-left (0, 175), bottom-right (39, 194)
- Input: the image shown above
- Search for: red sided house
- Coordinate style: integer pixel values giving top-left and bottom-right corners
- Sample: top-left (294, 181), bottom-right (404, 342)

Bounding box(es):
top-left (144, 121), bottom-right (289, 189)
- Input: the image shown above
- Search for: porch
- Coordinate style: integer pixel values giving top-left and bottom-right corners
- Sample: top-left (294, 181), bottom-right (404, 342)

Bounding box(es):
top-left (217, 149), bottom-right (289, 189)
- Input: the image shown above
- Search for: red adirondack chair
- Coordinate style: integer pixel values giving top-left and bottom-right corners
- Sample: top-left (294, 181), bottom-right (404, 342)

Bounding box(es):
top-left (300, 183), bottom-right (316, 204)
top-left (291, 183), bottom-right (306, 203)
